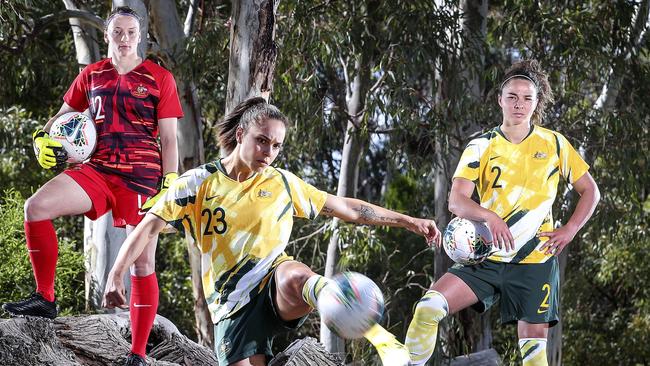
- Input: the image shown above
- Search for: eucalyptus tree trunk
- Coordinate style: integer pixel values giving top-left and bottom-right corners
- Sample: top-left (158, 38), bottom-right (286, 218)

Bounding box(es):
top-left (63, 0), bottom-right (100, 67)
top-left (321, 0), bottom-right (376, 354)
top-left (432, 0), bottom-right (488, 360)
top-left (458, 0), bottom-right (491, 354)
top-left (148, 0), bottom-right (211, 347)
top-left (149, 0), bottom-right (205, 171)
top-left (321, 60), bottom-right (369, 358)
top-left (432, 0), bottom-right (486, 280)
top-left (225, 0), bottom-right (280, 113)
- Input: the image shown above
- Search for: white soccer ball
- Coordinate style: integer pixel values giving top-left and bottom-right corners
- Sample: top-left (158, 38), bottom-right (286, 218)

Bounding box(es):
top-left (48, 112), bottom-right (96, 163)
top-left (318, 272), bottom-right (385, 339)
top-left (443, 217), bottom-right (494, 265)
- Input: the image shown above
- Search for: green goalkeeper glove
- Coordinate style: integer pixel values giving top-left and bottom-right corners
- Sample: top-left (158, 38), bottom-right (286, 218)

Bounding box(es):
top-left (33, 129), bottom-right (67, 169)
top-left (141, 172), bottom-right (178, 211)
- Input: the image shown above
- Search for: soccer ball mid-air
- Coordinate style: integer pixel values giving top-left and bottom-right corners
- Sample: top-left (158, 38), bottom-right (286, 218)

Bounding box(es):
top-left (318, 272), bottom-right (385, 339)
top-left (48, 112), bottom-right (96, 163)
top-left (443, 217), bottom-right (494, 265)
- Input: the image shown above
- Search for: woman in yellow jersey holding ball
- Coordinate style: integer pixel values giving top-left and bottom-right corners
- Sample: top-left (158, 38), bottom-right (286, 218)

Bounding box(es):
top-left (405, 60), bottom-right (600, 366)
top-left (103, 97), bottom-right (442, 366)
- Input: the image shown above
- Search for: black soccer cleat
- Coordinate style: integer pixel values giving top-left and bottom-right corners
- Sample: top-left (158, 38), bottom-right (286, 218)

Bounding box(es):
top-left (124, 353), bottom-right (147, 366)
top-left (2, 292), bottom-right (58, 319)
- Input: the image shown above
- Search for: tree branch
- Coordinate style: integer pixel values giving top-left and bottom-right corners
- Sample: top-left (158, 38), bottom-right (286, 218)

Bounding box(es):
top-left (184, 0), bottom-right (200, 37)
top-left (367, 46), bottom-right (396, 96)
top-left (594, 0), bottom-right (650, 112)
top-left (630, 0), bottom-right (650, 52)
top-left (288, 224), bottom-right (328, 246)
top-left (338, 55), bottom-right (350, 99)
top-left (2, 9), bottom-right (103, 54)
top-left (38, 9), bottom-right (104, 32)
top-left (305, 0), bottom-right (337, 15)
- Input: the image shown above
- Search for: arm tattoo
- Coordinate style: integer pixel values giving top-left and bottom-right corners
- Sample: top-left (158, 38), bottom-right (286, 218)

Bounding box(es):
top-left (356, 205), bottom-right (379, 222)
top-left (321, 205), bottom-right (334, 214)
top-left (355, 205), bottom-right (399, 224)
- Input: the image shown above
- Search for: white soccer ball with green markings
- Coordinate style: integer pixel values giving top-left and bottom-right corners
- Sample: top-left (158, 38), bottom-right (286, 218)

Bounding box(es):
top-left (443, 217), bottom-right (494, 265)
top-left (318, 272), bottom-right (385, 339)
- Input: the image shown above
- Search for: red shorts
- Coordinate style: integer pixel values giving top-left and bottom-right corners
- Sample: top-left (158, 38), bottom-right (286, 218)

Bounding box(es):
top-left (64, 164), bottom-right (151, 228)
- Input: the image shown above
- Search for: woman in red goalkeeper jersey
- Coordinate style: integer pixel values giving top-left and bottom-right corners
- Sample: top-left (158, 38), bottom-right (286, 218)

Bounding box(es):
top-left (404, 60), bottom-right (600, 366)
top-left (2, 6), bottom-right (183, 365)
top-left (103, 97), bottom-right (442, 366)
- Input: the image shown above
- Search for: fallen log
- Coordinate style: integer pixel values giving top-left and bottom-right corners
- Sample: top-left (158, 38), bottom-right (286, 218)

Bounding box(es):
top-left (0, 315), bottom-right (344, 366)
top-left (268, 337), bottom-right (344, 366)
top-left (0, 314), bottom-right (215, 365)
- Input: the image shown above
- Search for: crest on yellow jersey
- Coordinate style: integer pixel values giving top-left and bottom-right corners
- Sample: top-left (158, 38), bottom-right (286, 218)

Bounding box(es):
top-left (258, 189), bottom-right (272, 198)
top-left (533, 151), bottom-right (547, 159)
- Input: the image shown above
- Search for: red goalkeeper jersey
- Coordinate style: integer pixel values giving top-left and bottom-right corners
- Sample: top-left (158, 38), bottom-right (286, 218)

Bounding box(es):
top-left (64, 58), bottom-right (183, 196)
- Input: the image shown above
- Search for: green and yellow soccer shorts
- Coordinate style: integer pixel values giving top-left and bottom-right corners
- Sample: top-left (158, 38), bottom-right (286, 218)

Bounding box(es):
top-left (213, 269), bottom-right (307, 365)
top-left (448, 257), bottom-right (560, 326)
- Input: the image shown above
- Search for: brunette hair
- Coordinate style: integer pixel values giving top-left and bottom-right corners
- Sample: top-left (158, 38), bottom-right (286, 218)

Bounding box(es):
top-left (216, 97), bottom-right (289, 155)
top-left (499, 59), bottom-right (554, 124)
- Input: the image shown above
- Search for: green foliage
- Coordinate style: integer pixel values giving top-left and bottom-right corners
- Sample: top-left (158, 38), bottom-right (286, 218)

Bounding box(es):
top-left (0, 1), bottom-right (82, 111)
top-left (274, 0), bottom-right (464, 182)
top-left (0, 104), bottom-right (86, 251)
top-left (0, 107), bottom-right (55, 196)
top-left (0, 190), bottom-right (85, 316)
top-left (561, 108), bottom-right (650, 363)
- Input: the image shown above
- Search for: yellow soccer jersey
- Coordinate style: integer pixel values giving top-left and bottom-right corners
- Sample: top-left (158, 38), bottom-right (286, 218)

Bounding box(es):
top-left (150, 160), bottom-right (328, 323)
top-left (453, 125), bottom-right (589, 264)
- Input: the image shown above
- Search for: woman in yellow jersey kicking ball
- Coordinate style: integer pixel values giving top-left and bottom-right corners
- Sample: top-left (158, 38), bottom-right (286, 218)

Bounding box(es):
top-left (103, 97), bottom-right (442, 366)
top-left (405, 60), bottom-right (600, 366)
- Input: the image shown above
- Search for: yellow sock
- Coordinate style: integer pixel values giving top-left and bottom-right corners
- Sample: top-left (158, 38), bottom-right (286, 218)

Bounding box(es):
top-left (364, 323), bottom-right (411, 366)
top-left (301, 274), bottom-right (332, 309)
top-left (519, 338), bottom-right (548, 366)
top-left (405, 290), bottom-right (449, 366)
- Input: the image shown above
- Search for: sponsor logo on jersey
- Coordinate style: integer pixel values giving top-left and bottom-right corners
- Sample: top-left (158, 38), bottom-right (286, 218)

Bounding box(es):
top-left (533, 151), bottom-right (547, 159)
top-left (206, 194), bottom-right (221, 201)
top-left (130, 84), bottom-right (150, 98)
